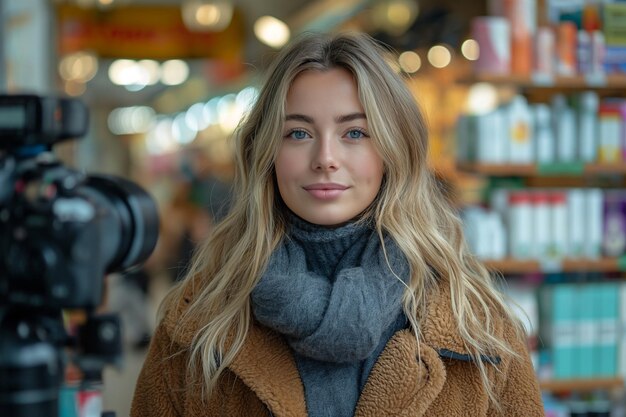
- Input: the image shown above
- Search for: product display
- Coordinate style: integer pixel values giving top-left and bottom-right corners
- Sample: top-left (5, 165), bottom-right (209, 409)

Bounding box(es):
top-left (461, 2), bottom-right (626, 411)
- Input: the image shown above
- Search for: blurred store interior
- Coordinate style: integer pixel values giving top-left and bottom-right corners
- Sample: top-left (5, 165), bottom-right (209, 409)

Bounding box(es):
top-left (3, 0), bottom-right (626, 416)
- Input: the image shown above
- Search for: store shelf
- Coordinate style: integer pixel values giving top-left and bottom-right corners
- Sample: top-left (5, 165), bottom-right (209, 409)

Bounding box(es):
top-left (483, 257), bottom-right (626, 274)
top-left (457, 162), bottom-right (626, 177)
top-left (458, 73), bottom-right (626, 89)
top-left (539, 377), bottom-right (624, 393)
top-left (585, 163), bottom-right (626, 175)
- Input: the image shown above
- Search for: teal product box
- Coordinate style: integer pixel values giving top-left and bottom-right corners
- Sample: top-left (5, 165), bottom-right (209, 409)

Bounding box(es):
top-left (545, 283), bottom-right (578, 379)
top-left (59, 384), bottom-right (78, 417)
top-left (597, 283), bottom-right (619, 377)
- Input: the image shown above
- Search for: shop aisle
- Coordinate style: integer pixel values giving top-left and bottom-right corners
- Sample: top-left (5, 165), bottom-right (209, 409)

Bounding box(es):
top-left (102, 270), bottom-right (172, 417)
top-left (102, 348), bottom-right (147, 417)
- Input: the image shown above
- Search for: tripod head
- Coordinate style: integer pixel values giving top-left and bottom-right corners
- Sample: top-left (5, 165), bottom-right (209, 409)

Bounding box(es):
top-left (0, 94), bottom-right (159, 416)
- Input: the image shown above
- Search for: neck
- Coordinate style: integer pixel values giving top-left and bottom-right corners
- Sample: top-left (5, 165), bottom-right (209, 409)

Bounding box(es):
top-left (287, 212), bottom-right (372, 277)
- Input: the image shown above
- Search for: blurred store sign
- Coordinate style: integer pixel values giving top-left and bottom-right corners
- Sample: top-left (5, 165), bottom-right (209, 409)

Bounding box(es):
top-left (56, 4), bottom-right (244, 60)
top-left (289, 0), bottom-right (369, 34)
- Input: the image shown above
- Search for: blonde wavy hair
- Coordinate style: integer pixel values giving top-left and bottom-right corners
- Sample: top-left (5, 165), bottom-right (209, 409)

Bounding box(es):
top-left (162, 32), bottom-right (523, 408)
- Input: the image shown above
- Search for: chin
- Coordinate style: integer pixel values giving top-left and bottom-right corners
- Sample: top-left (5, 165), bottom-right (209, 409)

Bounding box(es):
top-left (298, 211), bottom-right (355, 227)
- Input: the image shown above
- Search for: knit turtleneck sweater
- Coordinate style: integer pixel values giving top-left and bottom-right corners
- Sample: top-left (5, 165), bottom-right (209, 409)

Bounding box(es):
top-left (251, 215), bottom-right (409, 417)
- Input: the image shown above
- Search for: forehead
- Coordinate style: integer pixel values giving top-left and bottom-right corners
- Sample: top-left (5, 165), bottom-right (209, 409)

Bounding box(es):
top-left (285, 68), bottom-right (364, 114)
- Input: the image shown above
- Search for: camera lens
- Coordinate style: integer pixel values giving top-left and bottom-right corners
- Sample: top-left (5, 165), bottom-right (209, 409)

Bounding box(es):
top-left (82, 175), bottom-right (159, 272)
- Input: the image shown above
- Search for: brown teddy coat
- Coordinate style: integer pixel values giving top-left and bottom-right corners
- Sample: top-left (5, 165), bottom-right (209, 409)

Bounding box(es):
top-left (131, 281), bottom-right (544, 416)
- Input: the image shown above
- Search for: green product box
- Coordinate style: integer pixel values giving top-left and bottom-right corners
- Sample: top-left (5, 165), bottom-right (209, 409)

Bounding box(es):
top-left (603, 4), bottom-right (626, 46)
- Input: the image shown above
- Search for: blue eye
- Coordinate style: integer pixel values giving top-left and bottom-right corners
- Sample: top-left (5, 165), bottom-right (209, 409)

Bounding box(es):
top-left (287, 129), bottom-right (310, 140)
top-left (346, 129), bottom-right (367, 139)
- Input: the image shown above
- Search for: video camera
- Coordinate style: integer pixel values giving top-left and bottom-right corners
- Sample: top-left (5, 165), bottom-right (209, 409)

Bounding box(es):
top-left (0, 95), bottom-right (160, 417)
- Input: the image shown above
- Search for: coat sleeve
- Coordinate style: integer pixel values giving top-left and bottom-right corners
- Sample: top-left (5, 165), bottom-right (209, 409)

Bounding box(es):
top-left (130, 322), bottom-right (187, 417)
top-left (489, 328), bottom-right (544, 416)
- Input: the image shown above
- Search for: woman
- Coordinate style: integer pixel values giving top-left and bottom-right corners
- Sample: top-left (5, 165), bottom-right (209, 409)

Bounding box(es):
top-left (131, 32), bottom-right (543, 416)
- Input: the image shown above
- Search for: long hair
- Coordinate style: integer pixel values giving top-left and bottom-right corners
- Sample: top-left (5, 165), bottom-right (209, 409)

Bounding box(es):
top-left (162, 32), bottom-right (523, 408)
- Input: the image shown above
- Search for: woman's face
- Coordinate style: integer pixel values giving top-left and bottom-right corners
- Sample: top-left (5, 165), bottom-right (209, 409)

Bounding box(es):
top-left (275, 68), bottom-right (384, 226)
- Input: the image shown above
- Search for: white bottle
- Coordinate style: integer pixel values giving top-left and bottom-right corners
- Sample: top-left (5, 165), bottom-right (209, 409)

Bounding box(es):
top-left (585, 188), bottom-right (604, 259)
top-left (552, 94), bottom-right (577, 162)
top-left (549, 191), bottom-right (568, 259)
top-left (567, 189), bottom-right (586, 258)
top-left (462, 206), bottom-right (487, 258)
top-left (508, 190), bottom-right (533, 259)
top-left (532, 191), bottom-right (551, 259)
top-left (477, 110), bottom-right (507, 163)
top-left (463, 206), bottom-right (507, 260)
top-left (534, 103), bottom-right (555, 163)
top-left (487, 211), bottom-right (507, 260)
top-left (507, 95), bottom-right (534, 163)
top-left (577, 91), bottom-right (599, 163)
top-left (590, 30), bottom-right (606, 79)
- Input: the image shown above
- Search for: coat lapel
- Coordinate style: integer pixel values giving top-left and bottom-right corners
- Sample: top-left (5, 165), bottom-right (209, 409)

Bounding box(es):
top-left (164, 277), bottom-right (307, 417)
top-left (355, 330), bottom-right (447, 417)
top-left (355, 283), bottom-right (503, 416)
top-left (228, 323), bottom-right (308, 417)
top-left (421, 285), bottom-right (503, 361)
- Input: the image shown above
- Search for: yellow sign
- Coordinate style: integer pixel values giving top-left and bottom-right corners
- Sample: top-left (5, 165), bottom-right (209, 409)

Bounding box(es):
top-left (56, 4), bottom-right (245, 60)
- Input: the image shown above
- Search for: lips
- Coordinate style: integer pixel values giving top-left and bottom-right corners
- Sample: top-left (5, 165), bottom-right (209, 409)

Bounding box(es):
top-left (303, 183), bottom-right (349, 191)
top-left (303, 183), bottom-right (349, 200)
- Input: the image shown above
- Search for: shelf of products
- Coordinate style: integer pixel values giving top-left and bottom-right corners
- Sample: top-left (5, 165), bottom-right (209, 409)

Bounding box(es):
top-left (483, 257), bottom-right (626, 274)
top-left (458, 74), bottom-right (626, 90)
top-left (456, 68), bottom-right (626, 395)
top-left (460, 0), bottom-right (626, 406)
top-left (458, 163), bottom-right (626, 177)
top-left (540, 377), bottom-right (624, 393)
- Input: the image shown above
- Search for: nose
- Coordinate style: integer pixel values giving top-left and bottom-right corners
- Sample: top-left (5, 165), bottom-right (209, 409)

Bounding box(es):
top-left (311, 136), bottom-right (339, 171)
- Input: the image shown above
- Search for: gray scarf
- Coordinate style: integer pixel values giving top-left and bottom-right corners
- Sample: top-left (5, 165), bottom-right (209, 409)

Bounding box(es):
top-left (251, 214), bottom-right (409, 416)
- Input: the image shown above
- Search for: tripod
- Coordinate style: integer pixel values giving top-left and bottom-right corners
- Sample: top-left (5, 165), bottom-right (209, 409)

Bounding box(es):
top-left (0, 306), bottom-right (121, 417)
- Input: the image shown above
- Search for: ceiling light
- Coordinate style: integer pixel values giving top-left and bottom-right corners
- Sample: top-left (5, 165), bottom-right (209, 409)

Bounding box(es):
top-left (138, 60), bottom-right (161, 85)
top-left (371, 0), bottom-right (419, 36)
top-left (172, 113), bottom-right (198, 144)
top-left (161, 60), bottom-right (189, 86)
top-left (109, 59), bottom-right (139, 86)
top-left (196, 4), bottom-right (221, 26)
top-left (217, 94), bottom-right (240, 133)
top-left (187, 102), bottom-right (211, 130)
top-left (203, 98), bottom-right (220, 126)
top-left (146, 118), bottom-right (177, 155)
top-left (63, 80), bottom-right (86, 97)
top-left (181, 0), bottom-right (233, 32)
top-left (427, 45), bottom-right (452, 68)
top-left (398, 51), bottom-right (421, 73)
top-left (108, 106), bottom-right (156, 135)
top-left (59, 51), bottom-right (98, 83)
top-left (236, 87), bottom-right (259, 112)
top-left (254, 16), bottom-right (290, 49)
top-left (462, 39), bottom-right (480, 61)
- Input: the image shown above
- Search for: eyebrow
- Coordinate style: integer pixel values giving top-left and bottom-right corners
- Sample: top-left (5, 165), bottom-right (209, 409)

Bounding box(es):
top-left (285, 112), bottom-right (367, 124)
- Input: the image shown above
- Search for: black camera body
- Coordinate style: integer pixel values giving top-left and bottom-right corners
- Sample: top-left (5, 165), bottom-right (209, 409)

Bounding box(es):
top-left (0, 94), bottom-right (88, 148)
top-left (0, 95), bottom-right (160, 416)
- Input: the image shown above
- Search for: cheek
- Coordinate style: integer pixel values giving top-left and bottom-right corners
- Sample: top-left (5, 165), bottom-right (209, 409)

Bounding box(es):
top-left (274, 149), bottom-right (301, 190)
top-left (361, 154), bottom-right (385, 186)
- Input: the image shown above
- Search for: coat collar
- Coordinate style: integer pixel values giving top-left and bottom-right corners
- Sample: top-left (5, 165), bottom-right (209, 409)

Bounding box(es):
top-left (163, 278), bottom-right (502, 417)
top-left (227, 322), bottom-right (308, 416)
top-left (420, 284), bottom-right (503, 365)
